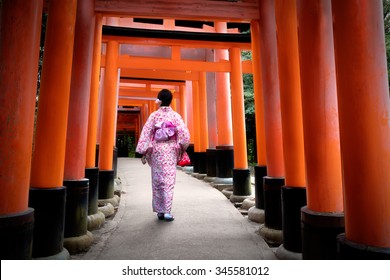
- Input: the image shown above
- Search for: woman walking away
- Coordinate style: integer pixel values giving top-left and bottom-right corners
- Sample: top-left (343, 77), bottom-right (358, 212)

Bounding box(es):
top-left (136, 89), bottom-right (190, 221)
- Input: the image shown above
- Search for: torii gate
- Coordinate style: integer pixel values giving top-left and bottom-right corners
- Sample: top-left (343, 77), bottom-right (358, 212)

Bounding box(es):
top-left (1, 0), bottom-right (390, 261)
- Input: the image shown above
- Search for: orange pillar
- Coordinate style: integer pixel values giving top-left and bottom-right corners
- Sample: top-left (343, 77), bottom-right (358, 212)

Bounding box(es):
top-left (229, 47), bottom-right (251, 202)
top-left (86, 14), bottom-right (103, 169)
top-left (250, 20), bottom-right (268, 219)
top-left (85, 14), bottom-right (103, 218)
top-left (29, 0), bottom-right (77, 259)
top-left (214, 21), bottom-right (234, 183)
top-left (98, 40), bottom-right (119, 199)
top-left (179, 84), bottom-right (187, 124)
top-left (258, 0), bottom-right (285, 245)
top-left (171, 97), bottom-right (177, 112)
top-left (332, 0), bottom-right (390, 259)
top-left (62, 0), bottom-right (95, 250)
top-left (275, 0), bottom-right (307, 256)
top-left (297, 0), bottom-right (344, 259)
top-left (198, 72), bottom-right (209, 175)
top-left (192, 80), bottom-right (201, 174)
top-left (0, 0), bottom-right (42, 259)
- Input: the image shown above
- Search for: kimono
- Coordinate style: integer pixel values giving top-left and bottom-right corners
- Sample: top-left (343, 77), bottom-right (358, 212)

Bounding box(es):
top-left (135, 106), bottom-right (190, 214)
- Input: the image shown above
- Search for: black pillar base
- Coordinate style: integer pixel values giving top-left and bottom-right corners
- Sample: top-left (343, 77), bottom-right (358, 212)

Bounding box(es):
top-left (192, 152), bottom-right (200, 173)
top-left (29, 187), bottom-right (66, 258)
top-left (198, 152), bottom-right (207, 174)
top-left (232, 168), bottom-right (251, 196)
top-left (263, 176), bottom-right (285, 230)
top-left (337, 233), bottom-right (390, 260)
top-left (85, 167), bottom-right (99, 215)
top-left (254, 165), bottom-right (267, 209)
top-left (301, 206), bottom-right (344, 260)
top-left (206, 148), bottom-right (217, 178)
top-left (186, 144), bottom-right (195, 166)
top-left (0, 208), bottom-right (34, 259)
top-left (282, 186), bottom-right (307, 253)
top-left (98, 170), bottom-right (114, 199)
top-left (63, 179), bottom-right (89, 238)
top-left (216, 145), bottom-right (234, 178)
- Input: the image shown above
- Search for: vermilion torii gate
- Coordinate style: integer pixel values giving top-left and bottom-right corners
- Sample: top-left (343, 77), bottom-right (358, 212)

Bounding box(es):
top-left (1, 0), bottom-right (390, 260)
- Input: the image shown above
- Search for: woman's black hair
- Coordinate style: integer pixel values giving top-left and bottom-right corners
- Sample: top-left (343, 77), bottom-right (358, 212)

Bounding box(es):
top-left (157, 89), bottom-right (173, 106)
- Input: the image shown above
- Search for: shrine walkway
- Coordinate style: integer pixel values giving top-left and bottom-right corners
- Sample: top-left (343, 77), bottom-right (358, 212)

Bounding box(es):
top-left (71, 158), bottom-right (277, 260)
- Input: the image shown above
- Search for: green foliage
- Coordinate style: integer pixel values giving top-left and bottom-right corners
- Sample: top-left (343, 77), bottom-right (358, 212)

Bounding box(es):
top-left (241, 50), bottom-right (256, 164)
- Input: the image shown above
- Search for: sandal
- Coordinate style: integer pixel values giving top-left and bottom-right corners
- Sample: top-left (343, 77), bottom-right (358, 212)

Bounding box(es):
top-left (164, 213), bottom-right (174, 222)
top-left (157, 213), bottom-right (164, 220)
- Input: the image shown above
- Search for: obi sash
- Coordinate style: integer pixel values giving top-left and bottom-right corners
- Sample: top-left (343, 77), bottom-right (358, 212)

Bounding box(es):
top-left (154, 121), bottom-right (176, 141)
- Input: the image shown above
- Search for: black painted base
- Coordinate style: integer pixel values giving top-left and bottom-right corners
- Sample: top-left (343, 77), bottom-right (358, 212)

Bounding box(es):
top-left (85, 167), bottom-right (99, 215)
top-left (337, 233), bottom-right (390, 260)
top-left (186, 144), bottom-right (195, 166)
top-left (192, 152), bottom-right (200, 173)
top-left (301, 206), bottom-right (344, 260)
top-left (63, 179), bottom-right (89, 238)
top-left (263, 176), bottom-right (285, 230)
top-left (216, 145), bottom-right (234, 178)
top-left (254, 165), bottom-right (267, 209)
top-left (206, 148), bottom-right (217, 177)
top-left (29, 187), bottom-right (66, 258)
top-left (0, 208), bottom-right (34, 259)
top-left (98, 170), bottom-right (114, 199)
top-left (281, 186), bottom-right (307, 253)
top-left (198, 152), bottom-right (207, 174)
top-left (232, 168), bottom-right (251, 196)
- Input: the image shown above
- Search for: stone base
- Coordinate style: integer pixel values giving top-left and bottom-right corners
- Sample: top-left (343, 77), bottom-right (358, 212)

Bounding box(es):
top-left (33, 248), bottom-right (70, 260)
top-left (63, 231), bottom-right (94, 254)
top-left (193, 173), bottom-right (207, 180)
top-left (87, 211), bottom-right (106, 231)
top-left (221, 186), bottom-right (233, 199)
top-left (99, 194), bottom-right (120, 209)
top-left (248, 206), bottom-right (265, 223)
top-left (212, 183), bottom-right (233, 192)
top-left (98, 202), bottom-right (115, 218)
top-left (337, 233), bottom-right (390, 260)
top-left (203, 176), bottom-right (216, 183)
top-left (241, 198), bottom-right (256, 210)
top-left (213, 177), bottom-right (233, 185)
top-left (230, 194), bottom-right (253, 203)
top-left (258, 224), bottom-right (283, 247)
top-left (276, 244), bottom-right (302, 260)
top-left (183, 166), bottom-right (193, 174)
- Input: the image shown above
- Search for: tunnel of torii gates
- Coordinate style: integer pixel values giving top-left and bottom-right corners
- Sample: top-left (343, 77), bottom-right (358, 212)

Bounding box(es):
top-left (0, 0), bottom-right (390, 260)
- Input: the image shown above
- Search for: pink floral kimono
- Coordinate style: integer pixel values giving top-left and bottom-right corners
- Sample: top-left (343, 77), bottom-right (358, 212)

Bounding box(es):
top-left (136, 106), bottom-right (190, 214)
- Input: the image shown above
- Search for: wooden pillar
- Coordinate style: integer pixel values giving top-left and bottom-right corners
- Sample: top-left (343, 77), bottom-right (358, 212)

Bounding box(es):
top-left (229, 47), bottom-right (251, 203)
top-left (171, 97), bottom-right (177, 112)
top-left (192, 80), bottom-right (201, 174)
top-left (62, 0), bottom-right (95, 252)
top-left (297, 0), bottom-right (344, 259)
top-left (98, 40), bottom-right (119, 200)
top-left (179, 84), bottom-right (187, 124)
top-left (249, 20), bottom-right (267, 223)
top-left (85, 14), bottom-right (103, 219)
top-left (214, 21), bottom-right (234, 184)
top-left (0, 0), bottom-right (43, 259)
top-left (275, 0), bottom-right (307, 257)
top-left (29, 0), bottom-right (77, 259)
top-left (258, 0), bottom-right (285, 246)
top-left (198, 72), bottom-right (209, 175)
top-left (332, 0), bottom-right (390, 259)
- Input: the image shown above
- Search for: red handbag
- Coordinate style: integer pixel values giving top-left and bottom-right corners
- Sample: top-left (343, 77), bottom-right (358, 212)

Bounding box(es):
top-left (178, 151), bottom-right (191, 167)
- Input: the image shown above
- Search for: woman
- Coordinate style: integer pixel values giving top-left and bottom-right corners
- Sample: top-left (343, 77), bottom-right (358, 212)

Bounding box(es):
top-left (136, 89), bottom-right (190, 221)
